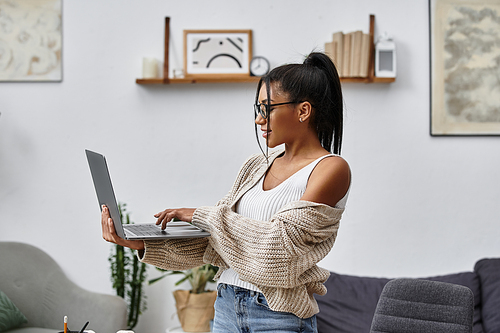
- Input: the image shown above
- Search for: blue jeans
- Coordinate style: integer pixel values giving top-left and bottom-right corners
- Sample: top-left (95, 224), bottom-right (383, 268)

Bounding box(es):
top-left (212, 283), bottom-right (318, 333)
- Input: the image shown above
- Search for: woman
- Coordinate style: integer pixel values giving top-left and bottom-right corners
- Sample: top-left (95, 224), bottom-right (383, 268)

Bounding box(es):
top-left (102, 52), bottom-right (351, 333)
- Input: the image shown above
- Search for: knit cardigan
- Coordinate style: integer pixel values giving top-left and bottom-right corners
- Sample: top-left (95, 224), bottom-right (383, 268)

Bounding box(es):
top-left (139, 150), bottom-right (345, 318)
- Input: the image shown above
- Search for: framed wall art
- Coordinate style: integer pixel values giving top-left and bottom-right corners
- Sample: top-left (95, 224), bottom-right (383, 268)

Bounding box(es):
top-left (184, 30), bottom-right (252, 76)
top-left (430, 0), bottom-right (500, 135)
top-left (0, 0), bottom-right (62, 82)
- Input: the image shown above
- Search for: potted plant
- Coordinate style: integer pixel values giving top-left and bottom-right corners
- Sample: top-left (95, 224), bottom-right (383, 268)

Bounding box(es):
top-left (150, 264), bottom-right (218, 332)
top-left (109, 203), bottom-right (148, 330)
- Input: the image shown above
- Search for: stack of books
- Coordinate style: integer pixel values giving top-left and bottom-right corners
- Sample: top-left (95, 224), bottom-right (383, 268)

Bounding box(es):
top-left (325, 30), bottom-right (371, 78)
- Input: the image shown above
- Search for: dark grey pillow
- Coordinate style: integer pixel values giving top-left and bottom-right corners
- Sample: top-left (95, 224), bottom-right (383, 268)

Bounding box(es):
top-left (474, 258), bottom-right (500, 333)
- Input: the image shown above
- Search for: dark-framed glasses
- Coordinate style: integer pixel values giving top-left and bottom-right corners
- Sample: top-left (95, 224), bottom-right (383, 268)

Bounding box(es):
top-left (253, 101), bottom-right (303, 119)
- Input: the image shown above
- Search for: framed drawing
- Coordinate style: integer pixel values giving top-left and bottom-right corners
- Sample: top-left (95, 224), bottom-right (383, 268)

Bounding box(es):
top-left (184, 30), bottom-right (252, 76)
top-left (0, 0), bottom-right (62, 82)
top-left (430, 0), bottom-right (500, 135)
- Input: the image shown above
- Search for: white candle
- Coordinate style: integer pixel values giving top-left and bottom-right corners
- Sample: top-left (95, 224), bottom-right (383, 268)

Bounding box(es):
top-left (142, 58), bottom-right (158, 79)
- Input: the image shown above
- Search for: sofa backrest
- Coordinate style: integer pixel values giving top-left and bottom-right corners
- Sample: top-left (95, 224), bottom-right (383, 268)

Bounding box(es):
top-left (0, 242), bottom-right (127, 332)
top-left (316, 269), bottom-right (485, 333)
top-left (316, 272), bottom-right (390, 332)
top-left (0, 242), bottom-right (65, 328)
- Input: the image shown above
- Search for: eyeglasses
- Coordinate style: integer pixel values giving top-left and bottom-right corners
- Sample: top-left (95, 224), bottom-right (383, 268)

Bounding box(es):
top-left (254, 101), bottom-right (303, 119)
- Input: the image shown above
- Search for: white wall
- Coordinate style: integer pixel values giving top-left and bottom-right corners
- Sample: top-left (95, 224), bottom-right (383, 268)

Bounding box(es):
top-left (1, 0), bottom-right (499, 332)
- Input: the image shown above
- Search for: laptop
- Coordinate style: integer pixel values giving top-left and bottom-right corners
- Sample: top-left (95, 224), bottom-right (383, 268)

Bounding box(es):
top-left (85, 149), bottom-right (210, 240)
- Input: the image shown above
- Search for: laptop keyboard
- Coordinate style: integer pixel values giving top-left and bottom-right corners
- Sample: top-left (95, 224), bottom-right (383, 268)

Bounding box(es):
top-left (126, 224), bottom-right (165, 236)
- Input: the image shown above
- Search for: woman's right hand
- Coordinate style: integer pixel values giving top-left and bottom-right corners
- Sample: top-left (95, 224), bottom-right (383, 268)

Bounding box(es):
top-left (101, 205), bottom-right (145, 251)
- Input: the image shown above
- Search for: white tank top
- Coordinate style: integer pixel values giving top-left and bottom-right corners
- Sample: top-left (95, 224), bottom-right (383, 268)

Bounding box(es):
top-left (218, 154), bottom-right (350, 292)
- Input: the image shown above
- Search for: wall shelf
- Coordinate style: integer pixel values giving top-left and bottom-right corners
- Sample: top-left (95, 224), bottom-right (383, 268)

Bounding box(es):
top-left (136, 15), bottom-right (395, 85)
top-left (342, 77), bottom-right (395, 83)
top-left (136, 75), bottom-right (260, 85)
top-left (135, 76), bottom-right (394, 85)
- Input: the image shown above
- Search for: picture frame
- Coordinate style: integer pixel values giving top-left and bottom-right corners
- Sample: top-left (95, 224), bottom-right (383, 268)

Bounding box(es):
top-left (184, 30), bottom-right (252, 76)
top-left (0, 0), bottom-right (62, 82)
top-left (430, 0), bottom-right (500, 135)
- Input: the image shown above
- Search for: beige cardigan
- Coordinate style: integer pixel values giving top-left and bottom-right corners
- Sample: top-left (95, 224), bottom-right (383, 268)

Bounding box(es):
top-left (140, 151), bottom-right (344, 318)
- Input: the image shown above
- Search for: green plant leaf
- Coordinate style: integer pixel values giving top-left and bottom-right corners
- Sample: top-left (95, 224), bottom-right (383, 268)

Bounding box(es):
top-left (109, 202), bottom-right (147, 329)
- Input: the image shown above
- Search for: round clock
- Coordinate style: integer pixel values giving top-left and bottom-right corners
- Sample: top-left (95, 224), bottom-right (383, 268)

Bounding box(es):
top-left (250, 56), bottom-right (270, 77)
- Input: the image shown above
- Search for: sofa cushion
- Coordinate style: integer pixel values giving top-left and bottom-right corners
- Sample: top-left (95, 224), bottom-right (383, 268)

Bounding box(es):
top-left (0, 290), bottom-right (28, 332)
top-left (316, 272), bottom-right (390, 333)
top-left (474, 258), bottom-right (500, 333)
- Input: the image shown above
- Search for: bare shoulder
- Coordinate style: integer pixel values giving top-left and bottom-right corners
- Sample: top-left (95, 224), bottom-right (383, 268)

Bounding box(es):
top-left (301, 155), bottom-right (351, 207)
top-left (310, 156), bottom-right (351, 193)
top-left (316, 155), bottom-right (350, 178)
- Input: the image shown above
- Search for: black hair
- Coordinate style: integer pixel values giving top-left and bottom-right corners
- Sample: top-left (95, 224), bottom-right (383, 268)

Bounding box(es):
top-left (254, 52), bottom-right (343, 155)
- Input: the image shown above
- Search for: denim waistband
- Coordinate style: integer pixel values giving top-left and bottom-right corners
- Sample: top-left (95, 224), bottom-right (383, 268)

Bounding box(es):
top-left (218, 283), bottom-right (260, 297)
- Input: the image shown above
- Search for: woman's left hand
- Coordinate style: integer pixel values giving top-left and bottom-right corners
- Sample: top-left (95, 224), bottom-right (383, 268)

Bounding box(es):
top-left (154, 208), bottom-right (196, 230)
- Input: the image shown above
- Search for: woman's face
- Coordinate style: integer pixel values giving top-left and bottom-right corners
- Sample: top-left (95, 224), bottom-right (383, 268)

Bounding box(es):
top-left (255, 83), bottom-right (299, 148)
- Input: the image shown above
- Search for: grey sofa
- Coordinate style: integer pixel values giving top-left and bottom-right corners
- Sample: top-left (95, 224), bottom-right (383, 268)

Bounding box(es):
top-left (315, 258), bottom-right (500, 333)
top-left (0, 242), bottom-right (127, 333)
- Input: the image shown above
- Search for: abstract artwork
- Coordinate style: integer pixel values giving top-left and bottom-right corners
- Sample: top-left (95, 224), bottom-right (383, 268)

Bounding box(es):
top-left (0, 0), bottom-right (62, 82)
top-left (184, 30), bottom-right (252, 76)
top-left (430, 0), bottom-right (500, 135)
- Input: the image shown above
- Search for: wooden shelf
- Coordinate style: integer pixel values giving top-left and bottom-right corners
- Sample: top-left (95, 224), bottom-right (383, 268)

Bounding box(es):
top-left (136, 76), bottom-right (394, 85)
top-left (341, 77), bottom-right (395, 83)
top-left (136, 15), bottom-right (395, 85)
top-left (136, 75), bottom-right (260, 84)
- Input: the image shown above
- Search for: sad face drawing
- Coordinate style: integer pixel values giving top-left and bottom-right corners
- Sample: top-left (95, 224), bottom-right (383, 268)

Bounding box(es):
top-left (185, 31), bottom-right (250, 74)
top-left (192, 37), bottom-right (244, 69)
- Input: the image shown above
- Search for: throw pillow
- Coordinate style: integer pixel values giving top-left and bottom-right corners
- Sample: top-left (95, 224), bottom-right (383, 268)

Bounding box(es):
top-left (0, 290), bottom-right (28, 332)
top-left (475, 258), bottom-right (500, 333)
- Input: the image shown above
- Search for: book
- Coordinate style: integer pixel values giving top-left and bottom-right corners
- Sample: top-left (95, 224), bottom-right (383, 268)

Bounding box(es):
top-left (332, 31), bottom-right (344, 76)
top-left (359, 33), bottom-right (371, 78)
top-left (342, 32), bottom-right (352, 77)
top-left (325, 41), bottom-right (340, 74)
top-left (324, 41), bottom-right (337, 65)
top-left (350, 30), bottom-right (363, 77)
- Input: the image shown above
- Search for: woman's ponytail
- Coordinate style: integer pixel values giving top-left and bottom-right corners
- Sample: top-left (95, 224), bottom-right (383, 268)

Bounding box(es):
top-left (303, 52), bottom-right (343, 154)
